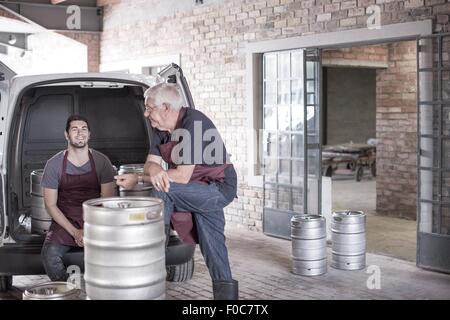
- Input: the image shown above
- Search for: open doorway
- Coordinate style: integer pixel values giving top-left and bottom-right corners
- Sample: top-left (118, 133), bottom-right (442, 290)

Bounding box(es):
top-left (322, 41), bottom-right (417, 262)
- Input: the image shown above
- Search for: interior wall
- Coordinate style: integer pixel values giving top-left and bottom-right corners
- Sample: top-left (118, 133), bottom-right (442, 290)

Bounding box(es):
top-left (325, 67), bottom-right (376, 145)
top-left (376, 40), bottom-right (417, 220)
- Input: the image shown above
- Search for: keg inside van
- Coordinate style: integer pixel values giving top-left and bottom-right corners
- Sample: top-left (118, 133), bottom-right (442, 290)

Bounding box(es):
top-left (23, 282), bottom-right (81, 300)
top-left (83, 197), bottom-right (166, 300)
top-left (118, 164), bottom-right (153, 197)
top-left (30, 170), bottom-right (52, 235)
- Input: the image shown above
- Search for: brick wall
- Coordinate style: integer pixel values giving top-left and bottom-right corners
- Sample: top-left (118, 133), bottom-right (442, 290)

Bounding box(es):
top-left (323, 44), bottom-right (388, 67)
top-left (376, 40), bottom-right (417, 220)
top-left (98, 0), bottom-right (450, 228)
top-left (57, 31), bottom-right (101, 72)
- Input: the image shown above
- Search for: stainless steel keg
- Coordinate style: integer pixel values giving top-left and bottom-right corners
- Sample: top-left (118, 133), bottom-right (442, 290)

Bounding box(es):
top-left (23, 282), bottom-right (81, 300)
top-left (83, 197), bottom-right (166, 300)
top-left (291, 215), bottom-right (327, 276)
top-left (331, 210), bottom-right (366, 270)
top-left (30, 170), bottom-right (52, 234)
top-left (118, 164), bottom-right (153, 197)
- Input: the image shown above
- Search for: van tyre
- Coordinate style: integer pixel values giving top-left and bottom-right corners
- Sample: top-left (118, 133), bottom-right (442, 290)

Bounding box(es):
top-left (166, 258), bottom-right (194, 282)
top-left (0, 275), bottom-right (12, 292)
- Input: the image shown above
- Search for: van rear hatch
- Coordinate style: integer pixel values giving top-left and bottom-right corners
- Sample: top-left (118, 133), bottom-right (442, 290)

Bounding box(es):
top-left (6, 76), bottom-right (152, 242)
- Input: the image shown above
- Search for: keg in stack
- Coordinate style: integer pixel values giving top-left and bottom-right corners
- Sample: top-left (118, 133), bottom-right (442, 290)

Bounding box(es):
top-left (30, 169), bottom-right (52, 235)
top-left (331, 210), bottom-right (366, 271)
top-left (23, 282), bottom-right (81, 300)
top-left (291, 215), bottom-right (327, 276)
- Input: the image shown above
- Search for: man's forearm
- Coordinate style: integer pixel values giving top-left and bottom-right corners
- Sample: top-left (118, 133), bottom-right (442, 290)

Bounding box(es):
top-left (144, 161), bottom-right (163, 178)
top-left (45, 205), bottom-right (77, 236)
top-left (167, 168), bottom-right (189, 184)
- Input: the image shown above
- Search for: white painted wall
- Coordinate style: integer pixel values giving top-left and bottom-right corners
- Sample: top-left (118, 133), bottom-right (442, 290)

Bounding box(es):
top-left (100, 53), bottom-right (180, 74)
top-left (321, 176), bottom-right (332, 241)
top-left (1, 30), bottom-right (88, 76)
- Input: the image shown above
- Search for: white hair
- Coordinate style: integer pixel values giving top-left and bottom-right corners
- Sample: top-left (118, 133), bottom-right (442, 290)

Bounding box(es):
top-left (144, 83), bottom-right (183, 110)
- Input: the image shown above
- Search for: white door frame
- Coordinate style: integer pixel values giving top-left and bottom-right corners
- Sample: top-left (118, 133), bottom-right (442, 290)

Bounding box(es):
top-left (245, 20), bottom-right (433, 188)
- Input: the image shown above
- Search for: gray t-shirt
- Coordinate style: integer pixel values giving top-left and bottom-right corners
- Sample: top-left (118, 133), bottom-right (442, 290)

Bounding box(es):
top-left (41, 149), bottom-right (115, 190)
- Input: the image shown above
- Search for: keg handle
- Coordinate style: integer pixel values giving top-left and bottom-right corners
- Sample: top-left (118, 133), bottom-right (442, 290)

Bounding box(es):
top-left (118, 202), bottom-right (131, 209)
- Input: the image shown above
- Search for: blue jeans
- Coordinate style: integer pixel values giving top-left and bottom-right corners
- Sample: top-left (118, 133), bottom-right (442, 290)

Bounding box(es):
top-left (41, 242), bottom-right (82, 281)
top-left (151, 182), bottom-right (234, 281)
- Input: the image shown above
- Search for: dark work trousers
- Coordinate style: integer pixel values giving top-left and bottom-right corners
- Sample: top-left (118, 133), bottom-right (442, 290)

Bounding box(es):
top-left (41, 241), bottom-right (82, 281)
top-left (151, 182), bottom-right (233, 281)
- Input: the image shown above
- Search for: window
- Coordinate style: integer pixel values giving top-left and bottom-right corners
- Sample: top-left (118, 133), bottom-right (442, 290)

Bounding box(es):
top-left (262, 49), bottom-right (306, 177)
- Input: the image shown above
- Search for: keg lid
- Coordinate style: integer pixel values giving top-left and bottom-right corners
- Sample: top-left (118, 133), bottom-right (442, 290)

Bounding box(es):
top-left (293, 214), bottom-right (323, 221)
top-left (118, 163), bottom-right (144, 173)
top-left (291, 214), bottom-right (325, 227)
top-left (332, 210), bottom-right (366, 223)
top-left (119, 183), bottom-right (153, 192)
top-left (333, 210), bottom-right (365, 217)
top-left (23, 282), bottom-right (80, 300)
top-left (291, 214), bottom-right (307, 223)
top-left (83, 197), bottom-right (163, 225)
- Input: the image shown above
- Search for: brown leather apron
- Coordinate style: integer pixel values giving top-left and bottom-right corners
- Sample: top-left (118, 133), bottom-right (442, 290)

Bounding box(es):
top-left (45, 150), bottom-right (101, 246)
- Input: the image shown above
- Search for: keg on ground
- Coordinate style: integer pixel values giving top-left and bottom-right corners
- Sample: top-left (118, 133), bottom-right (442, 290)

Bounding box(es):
top-left (83, 197), bottom-right (166, 300)
top-left (291, 215), bottom-right (327, 276)
top-left (30, 170), bottom-right (52, 235)
top-left (331, 210), bottom-right (366, 270)
top-left (23, 282), bottom-right (81, 300)
top-left (118, 164), bottom-right (153, 197)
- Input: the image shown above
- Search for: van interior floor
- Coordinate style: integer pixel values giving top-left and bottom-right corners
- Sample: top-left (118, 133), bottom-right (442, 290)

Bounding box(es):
top-left (332, 178), bottom-right (416, 262)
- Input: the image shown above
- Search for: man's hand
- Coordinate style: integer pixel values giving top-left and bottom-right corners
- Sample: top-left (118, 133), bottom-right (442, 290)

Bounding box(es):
top-left (149, 165), bottom-right (170, 192)
top-left (72, 228), bottom-right (84, 247)
top-left (114, 173), bottom-right (138, 190)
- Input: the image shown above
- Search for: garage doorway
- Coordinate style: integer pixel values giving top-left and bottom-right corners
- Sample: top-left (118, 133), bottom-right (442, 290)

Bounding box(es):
top-left (322, 42), bottom-right (417, 262)
top-left (247, 20), bottom-right (450, 273)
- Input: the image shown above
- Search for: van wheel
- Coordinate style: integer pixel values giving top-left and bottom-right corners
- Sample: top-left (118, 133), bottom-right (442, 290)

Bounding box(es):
top-left (166, 258), bottom-right (194, 282)
top-left (0, 275), bottom-right (13, 292)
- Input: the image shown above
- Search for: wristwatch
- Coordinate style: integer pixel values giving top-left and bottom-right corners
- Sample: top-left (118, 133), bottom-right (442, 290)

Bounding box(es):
top-left (137, 174), bottom-right (144, 184)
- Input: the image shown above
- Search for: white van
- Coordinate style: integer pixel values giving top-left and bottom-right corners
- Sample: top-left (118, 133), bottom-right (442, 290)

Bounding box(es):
top-left (0, 63), bottom-right (196, 292)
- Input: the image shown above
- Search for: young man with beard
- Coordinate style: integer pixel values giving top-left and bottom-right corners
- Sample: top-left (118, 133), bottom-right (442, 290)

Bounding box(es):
top-left (40, 115), bottom-right (116, 281)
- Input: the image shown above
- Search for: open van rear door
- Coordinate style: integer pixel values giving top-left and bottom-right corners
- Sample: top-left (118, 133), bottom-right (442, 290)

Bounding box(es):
top-left (157, 63), bottom-right (195, 109)
top-left (0, 61), bottom-right (15, 245)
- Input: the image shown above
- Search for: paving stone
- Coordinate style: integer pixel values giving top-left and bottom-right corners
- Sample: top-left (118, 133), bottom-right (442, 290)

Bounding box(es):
top-left (1, 227), bottom-right (450, 300)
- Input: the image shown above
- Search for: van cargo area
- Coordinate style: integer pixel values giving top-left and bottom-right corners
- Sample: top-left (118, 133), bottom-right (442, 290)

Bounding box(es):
top-left (0, 68), bottom-right (196, 290)
top-left (6, 82), bottom-right (150, 243)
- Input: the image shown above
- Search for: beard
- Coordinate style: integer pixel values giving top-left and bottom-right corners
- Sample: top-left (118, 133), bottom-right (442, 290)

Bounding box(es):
top-left (69, 139), bottom-right (88, 149)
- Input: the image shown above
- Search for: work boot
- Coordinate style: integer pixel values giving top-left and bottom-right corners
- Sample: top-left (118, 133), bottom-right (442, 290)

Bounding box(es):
top-left (212, 279), bottom-right (239, 300)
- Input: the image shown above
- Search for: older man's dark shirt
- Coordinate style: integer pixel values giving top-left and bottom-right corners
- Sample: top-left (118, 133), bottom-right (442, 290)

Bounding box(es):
top-left (149, 107), bottom-right (237, 202)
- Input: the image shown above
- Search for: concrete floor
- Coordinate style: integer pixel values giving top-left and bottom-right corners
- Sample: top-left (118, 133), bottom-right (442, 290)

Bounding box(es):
top-left (1, 227), bottom-right (450, 300)
top-left (332, 176), bottom-right (416, 262)
top-left (0, 175), bottom-right (441, 301)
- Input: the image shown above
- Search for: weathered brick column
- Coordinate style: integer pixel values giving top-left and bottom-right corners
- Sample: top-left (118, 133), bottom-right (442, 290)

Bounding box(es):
top-left (376, 41), bottom-right (417, 220)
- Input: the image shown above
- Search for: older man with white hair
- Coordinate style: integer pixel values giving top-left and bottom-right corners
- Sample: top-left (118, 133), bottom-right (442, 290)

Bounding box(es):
top-left (115, 83), bottom-right (238, 300)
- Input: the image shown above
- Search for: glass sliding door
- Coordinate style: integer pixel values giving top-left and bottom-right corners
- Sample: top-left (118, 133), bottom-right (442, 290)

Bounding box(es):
top-left (262, 49), bottom-right (322, 239)
top-left (417, 34), bottom-right (450, 273)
